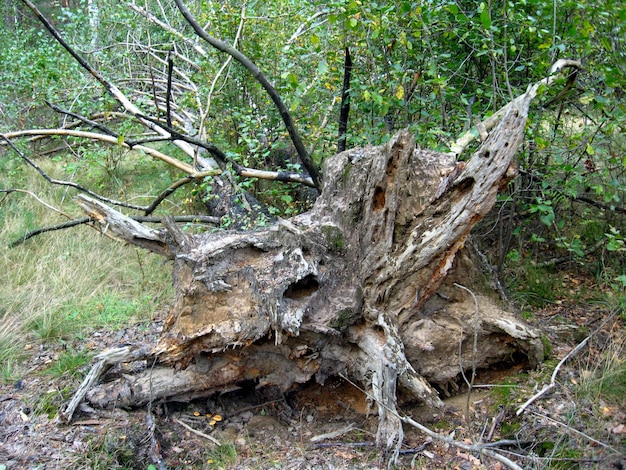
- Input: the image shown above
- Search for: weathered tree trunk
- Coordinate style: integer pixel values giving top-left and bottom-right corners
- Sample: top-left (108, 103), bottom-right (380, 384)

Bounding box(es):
top-left (72, 95), bottom-right (547, 462)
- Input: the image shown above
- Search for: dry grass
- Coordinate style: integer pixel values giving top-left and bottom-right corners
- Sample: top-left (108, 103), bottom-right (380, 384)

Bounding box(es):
top-left (0, 152), bottom-right (174, 380)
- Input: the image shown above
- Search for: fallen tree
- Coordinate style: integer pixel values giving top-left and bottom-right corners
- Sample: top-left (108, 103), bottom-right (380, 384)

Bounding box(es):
top-left (5, 1), bottom-right (584, 465)
top-left (61, 60), bottom-right (581, 465)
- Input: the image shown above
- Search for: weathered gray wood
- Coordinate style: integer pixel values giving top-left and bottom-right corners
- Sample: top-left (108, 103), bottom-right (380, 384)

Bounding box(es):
top-left (71, 64), bottom-right (585, 463)
top-left (75, 194), bottom-right (172, 257)
top-left (75, 110), bottom-right (536, 459)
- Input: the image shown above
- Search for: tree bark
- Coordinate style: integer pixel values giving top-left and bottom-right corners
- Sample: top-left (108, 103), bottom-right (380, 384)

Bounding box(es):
top-left (73, 95), bottom-right (547, 462)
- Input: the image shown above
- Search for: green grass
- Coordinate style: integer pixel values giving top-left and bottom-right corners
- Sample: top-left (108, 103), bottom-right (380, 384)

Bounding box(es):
top-left (507, 262), bottom-right (564, 308)
top-left (577, 335), bottom-right (626, 407)
top-left (43, 348), bottom-right (93, 379)
top-left (0, 150), bottom-right (175, 376)
top-left (32, 386), bottom-right (73, 419)
top-left (205, 442), bottom-right (238, 468)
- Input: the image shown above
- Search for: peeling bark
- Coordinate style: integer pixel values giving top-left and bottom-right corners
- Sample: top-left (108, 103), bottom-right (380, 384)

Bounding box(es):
top-left (67, 71), bottom-right (594, 462)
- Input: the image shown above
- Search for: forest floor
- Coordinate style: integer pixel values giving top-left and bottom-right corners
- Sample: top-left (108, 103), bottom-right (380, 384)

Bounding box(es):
top-left (1, 277), bottom-right (625, 470)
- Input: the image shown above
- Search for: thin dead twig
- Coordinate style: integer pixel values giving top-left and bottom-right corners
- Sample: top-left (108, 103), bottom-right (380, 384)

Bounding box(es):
top-left (529, 411), bottom-right (620, 453)
top-left (516, 336), bottom-right (589, 416)
top-left (340, 374), bottom-right (524, 470)
top-left (174, 418), bottom-right (221, 446)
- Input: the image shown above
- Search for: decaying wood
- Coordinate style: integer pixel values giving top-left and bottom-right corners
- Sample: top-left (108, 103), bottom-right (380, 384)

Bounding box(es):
top-left (60, 345), bottom-right (151, 423)
top-left (68, 62), bottom-right (581, 463)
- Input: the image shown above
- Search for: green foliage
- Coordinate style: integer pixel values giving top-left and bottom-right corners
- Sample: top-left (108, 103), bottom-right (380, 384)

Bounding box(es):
top-left (507, 261), bottom-right (563, 308)
top-left (33, 386), bottom-right (73, 419)
top-left (205, 442), bottom-right (238, 468)
top-left (43, 348), bottom-right (92, 379)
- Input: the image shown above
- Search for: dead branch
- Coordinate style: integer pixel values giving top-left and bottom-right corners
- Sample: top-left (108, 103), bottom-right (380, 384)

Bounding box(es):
top-left (172, 0), bottom-right (321, 189)
top-left (20, 0), bottom-right (199, 161)
top-left (173, 418), bottom-right (221, 446)
top-left (0, 188), bottom-right (73, 220)
top-left (528, 411), bottom-right (621, 453)
top-left (60, 345), bottom-right (152, 423)
top-left (74, 194), bottom-right (172, 257)
top-left (126, 1), bottom-right (208, 57)
top-left (341, 374), bottom-right (524, 470)
top-left (8, 214), bottom-right (219, 248)
top-left (337, 47), bottom-right (352, 153)
top-left (1, 135), bottom-right (165, 210)
top-left (516, 336), bottom-right (590, 416)
top-left (449, 59), bottom-right (583, 157)
top-left (135, 113), bottom-right (317, 187)
top-left (2, 129), bottom-right (199, 175)
top-left (45, 101), bottom-right (119, 137)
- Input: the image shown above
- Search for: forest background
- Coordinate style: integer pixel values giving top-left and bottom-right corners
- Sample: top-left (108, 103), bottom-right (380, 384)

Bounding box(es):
top-left (0, 0), bottom-right (624, 468)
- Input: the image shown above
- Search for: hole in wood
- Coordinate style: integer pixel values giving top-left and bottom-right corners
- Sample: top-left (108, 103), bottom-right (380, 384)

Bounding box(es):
top-left (372, 186), bottom-right (386, 211)
top-left (283, 274), bottom-right (319, 300)
top-left (385, 154), bottom-right (398, 177)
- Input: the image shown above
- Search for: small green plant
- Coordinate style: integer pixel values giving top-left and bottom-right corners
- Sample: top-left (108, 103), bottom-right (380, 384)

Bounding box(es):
top-left (205, 442), bottom-right (238, 468)
top-left (577, 336), bottom-right (626, 407)
top-left (32, 386), bottom-right (72, 419)
top-left (0, 356), bottom-right (21, 384)
top-left (27, 311), bottom-right (73, 342)
top-left (76, 430), bottom-right (142, 469)
top-left (43, 348), bottom-right (92, 379)
top-left (507, 262), bottom-right (563, 308)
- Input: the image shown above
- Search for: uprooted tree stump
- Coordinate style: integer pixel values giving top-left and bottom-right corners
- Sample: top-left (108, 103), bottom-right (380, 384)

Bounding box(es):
top-left (63, 65), bottom-right (586, 461)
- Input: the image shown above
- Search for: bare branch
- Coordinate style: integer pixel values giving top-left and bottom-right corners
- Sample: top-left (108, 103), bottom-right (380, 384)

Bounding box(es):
top-left (75, 194), bottom-right (172, 257)
top-left (0, 188), bottom-right (73, 220)
top-left (172, 0), bottom-right (321, 189)
top-left (173, 418), bottom-right (221, 446)
top-left (1, 134), bottom-right (162, 210)
top-left (20, 0), bottom-right (199, 161)
top-left (337, 47), bottom-right (352, 153)
top-left (340, 374), bottom-right (524, 470)
top-left (8, 214), bottom-right (219, 248)
top-left (449, 59), bottom-right (583, 157)
top-left (2, 129), bottom-right (201, 177)
top-left (126, 1), bottom-right (208, 57)
top-left (60, 345), bottom-right (152, 423)
top-left (286, 10), bottom-right (329, 47)
top-left (516, 337), bottom-right (589, 416)
top-left (166, 49), bottom-right (174, 128)
top-left (45, 101), bottom-right (118, 137)
top-left (135, 114), bottom-right (316, 187)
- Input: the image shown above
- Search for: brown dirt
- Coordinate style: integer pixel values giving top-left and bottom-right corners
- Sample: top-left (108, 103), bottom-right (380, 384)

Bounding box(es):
top-left (1, 293), bottom-right (625, 470)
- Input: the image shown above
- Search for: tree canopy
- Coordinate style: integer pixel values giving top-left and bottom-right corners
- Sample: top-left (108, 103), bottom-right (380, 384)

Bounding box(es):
top-left (0, 0), bottom-right (623, 316)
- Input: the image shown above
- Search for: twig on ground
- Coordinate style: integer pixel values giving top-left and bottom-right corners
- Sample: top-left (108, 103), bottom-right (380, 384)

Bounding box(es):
top-left (517, 307), bottom-right (621, 416)
top-left (516, 337), bottom-right (589, 416)
top-left (530, 411), bottom-right (620, 453)
top-left (310, 423), bottom-right (356, 443)
top-left (340, 374), bottom-right (524, 470)
top-left (174, 418), bottom-right (221, 446)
